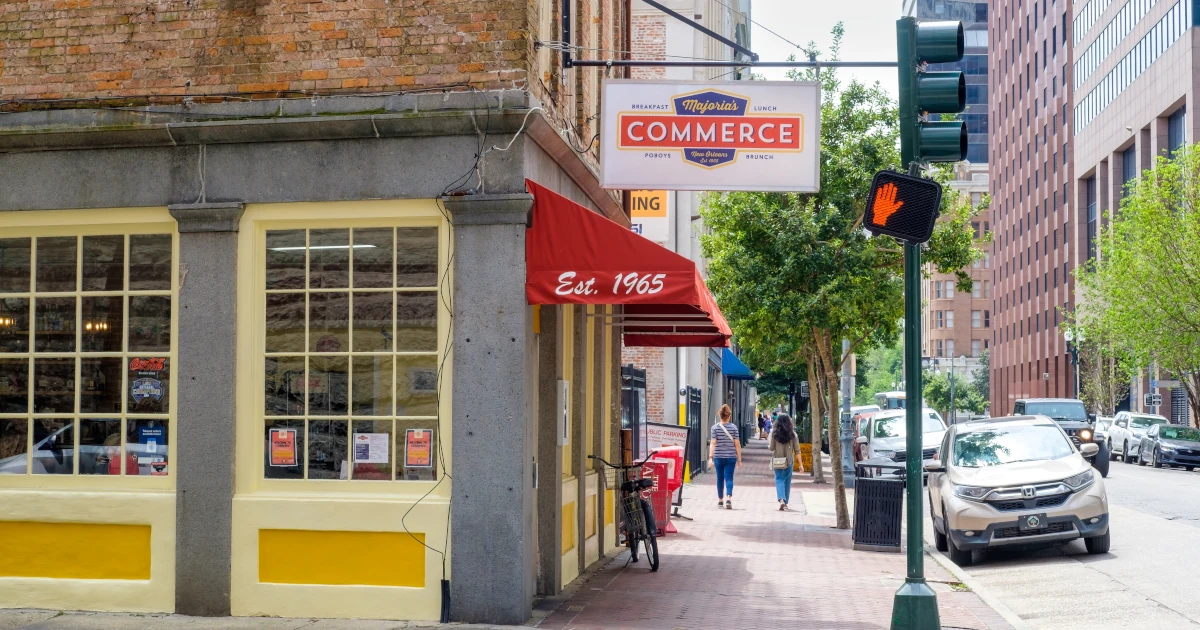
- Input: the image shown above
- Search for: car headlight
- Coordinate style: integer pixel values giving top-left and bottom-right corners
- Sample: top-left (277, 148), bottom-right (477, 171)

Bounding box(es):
top-left (1160, 444), bottom-right (1176, 452)
top-left (953, 485), bottom-right (992, 501)
top-left (1063, 470), bottom-right (1095, 491)
top-left (1079, 429), bottom-right (1092, 441)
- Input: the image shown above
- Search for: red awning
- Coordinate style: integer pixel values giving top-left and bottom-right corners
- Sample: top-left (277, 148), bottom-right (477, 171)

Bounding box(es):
top-left (525, 179), bottom-right (731, 348)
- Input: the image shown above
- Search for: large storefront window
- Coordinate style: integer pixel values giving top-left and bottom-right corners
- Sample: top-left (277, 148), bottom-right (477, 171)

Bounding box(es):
top-left (0, 234), bottom-right (173, 476)
top-left (262, 227), bottom-right (441, 481)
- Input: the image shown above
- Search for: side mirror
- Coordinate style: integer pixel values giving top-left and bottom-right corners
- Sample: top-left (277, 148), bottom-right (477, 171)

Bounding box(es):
top-left (923, 460), bottom-right (945, 473)
top-left (1079, 443), bottom-right (1100, 457)
top-left (1088, 413), bottom-right (1097, 423)
top-left (855, 436), bottom-right (868, 445)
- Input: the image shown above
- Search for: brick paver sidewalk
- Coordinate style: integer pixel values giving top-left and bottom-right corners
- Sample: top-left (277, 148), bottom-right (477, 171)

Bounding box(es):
top-left (534, 438), bottom-right (1014, 630)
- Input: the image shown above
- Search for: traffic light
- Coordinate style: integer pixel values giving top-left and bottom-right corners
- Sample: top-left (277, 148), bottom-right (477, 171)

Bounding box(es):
top-left (897, 18), bottom-right (967, 165)
top-left (863, 170), bottom-right (943, 243)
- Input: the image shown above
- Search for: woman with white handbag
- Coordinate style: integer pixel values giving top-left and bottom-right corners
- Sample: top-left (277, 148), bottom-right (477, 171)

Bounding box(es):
top-left (708, 404), bottom-right (742, 509)
top-left (769, 413), bottom-right (802, 510)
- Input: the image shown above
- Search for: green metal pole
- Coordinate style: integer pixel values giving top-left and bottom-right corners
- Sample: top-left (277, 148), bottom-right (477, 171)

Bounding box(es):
top-left (891, 16), bottom-right (941, 630)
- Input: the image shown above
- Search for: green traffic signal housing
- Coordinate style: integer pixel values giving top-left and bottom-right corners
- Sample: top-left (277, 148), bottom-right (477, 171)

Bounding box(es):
top-left (897, 18), bottom-right (967, 165)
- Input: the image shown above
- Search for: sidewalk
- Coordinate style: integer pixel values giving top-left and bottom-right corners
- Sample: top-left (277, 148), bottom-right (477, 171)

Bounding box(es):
top-left (533, 439), bottom-right (1015, 630)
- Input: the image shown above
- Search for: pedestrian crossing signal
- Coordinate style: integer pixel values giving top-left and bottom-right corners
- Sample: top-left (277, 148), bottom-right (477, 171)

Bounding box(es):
top-left (863, 170), bottom-right (943, 244)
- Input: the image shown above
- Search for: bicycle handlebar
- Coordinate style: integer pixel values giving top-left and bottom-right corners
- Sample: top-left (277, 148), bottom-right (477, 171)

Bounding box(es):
top-left (587, 451), bottom-right (659, 469)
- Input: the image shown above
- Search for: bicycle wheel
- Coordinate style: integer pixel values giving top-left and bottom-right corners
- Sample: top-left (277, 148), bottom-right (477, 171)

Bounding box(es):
top-left (639, 498), bottom-right (659, 572)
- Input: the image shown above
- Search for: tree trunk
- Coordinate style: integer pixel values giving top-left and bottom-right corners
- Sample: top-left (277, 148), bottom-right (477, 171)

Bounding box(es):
top-left (815, 328), bottom-right (851, 530)
top-left (808, 350), bottom-right (827, 484)
top-left (1185, 373), bottom-right (1200, 429)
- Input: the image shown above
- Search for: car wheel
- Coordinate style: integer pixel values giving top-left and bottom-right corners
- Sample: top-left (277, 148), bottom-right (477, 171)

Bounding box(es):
top-left (1138, 450), bottom-right (1148, 466)
top-left (1125, 441), bottom-right (1137, 464)
top-left (934, 503), bottom-right (949, 552)
top-left (1187, 466), bottom-right (1195, 472)
top-left (948, 535), bottom-right (972, 567)
top-left (1092, 445), bottom-right (1111, 478)
top-left (1153, 448), bottom-right (1165, 469)
top-left (1085, 529), bottom-right (1111, 555)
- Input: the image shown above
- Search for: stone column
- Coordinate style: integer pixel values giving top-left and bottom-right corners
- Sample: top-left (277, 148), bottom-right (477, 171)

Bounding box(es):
top-left (167, 201), bottom-right (245, 616)
top-left (536, 305), bottom-right (562, 596)
top-left (442, 193), bottom-right (536, 625)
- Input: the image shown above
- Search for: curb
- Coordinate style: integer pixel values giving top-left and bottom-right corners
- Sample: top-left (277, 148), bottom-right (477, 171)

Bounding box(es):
top-left (923, 541), bottom-right (1032, 630)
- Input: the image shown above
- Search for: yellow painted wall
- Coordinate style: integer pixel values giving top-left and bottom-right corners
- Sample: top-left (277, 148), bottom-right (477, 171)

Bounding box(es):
top-left (259, 529), bottom-right (425, 587)
top-left (0, 208), bottom-right (178, 614)
top-left (560, 502), bottom-right (576, 555)
top-left (231, 200), bottom-right (452, 621)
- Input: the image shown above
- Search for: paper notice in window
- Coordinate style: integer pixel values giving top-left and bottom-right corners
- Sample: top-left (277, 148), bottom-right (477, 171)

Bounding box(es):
top-left (353, 432), bottom-right (389, 464)
top-left (405, 428), bottom-right (433, 468)
top-left (269, 428), bottom-right (297, 467)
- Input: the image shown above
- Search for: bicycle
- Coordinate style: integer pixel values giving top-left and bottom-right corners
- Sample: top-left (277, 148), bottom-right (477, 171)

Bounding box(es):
top-left (589, 452), bottom-right (660, 572)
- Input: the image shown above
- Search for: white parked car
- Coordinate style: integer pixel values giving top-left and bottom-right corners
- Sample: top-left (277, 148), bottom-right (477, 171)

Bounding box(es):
top-left (856, 408), bottom-right (948, 467)
top-left (1108, 412), bottom-right (1170, 464)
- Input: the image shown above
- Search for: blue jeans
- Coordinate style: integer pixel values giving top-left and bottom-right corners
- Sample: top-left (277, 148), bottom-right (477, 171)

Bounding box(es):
top-left (774, 466), bottom-right (794, 504)
top-left (713, 457), bottom-right (737, 499)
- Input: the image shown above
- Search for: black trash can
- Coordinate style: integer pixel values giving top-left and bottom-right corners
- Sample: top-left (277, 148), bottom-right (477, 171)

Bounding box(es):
top-left (852, 458), bottom-right (905, 552)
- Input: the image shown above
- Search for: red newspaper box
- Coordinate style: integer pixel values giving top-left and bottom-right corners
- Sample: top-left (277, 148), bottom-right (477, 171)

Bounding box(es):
top-left (640, 460), bottom-right (672, 536)
top-left (655, 445), bottom-right (685, 495)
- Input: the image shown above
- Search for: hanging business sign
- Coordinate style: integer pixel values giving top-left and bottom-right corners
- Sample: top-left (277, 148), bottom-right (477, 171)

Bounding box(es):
top-left (630, 190), bottom-right (669, 243)
top-left (600, 79), bottom-right (821, 192)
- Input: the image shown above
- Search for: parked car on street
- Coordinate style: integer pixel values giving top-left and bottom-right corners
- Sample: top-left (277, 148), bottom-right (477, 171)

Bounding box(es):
top-left (1013, 398), bottom-right (1109, 477)
top-left (926, 415), bottom-right (1111, 566)
top-left (1094, 417), bottom-right (1113, 445)
top-left (855, 408), bottom-right (947, 467)
top-left (822, 404), bottom-right (882, 455)
top-left (1138, 424), bottom-right (1200, 470)
top-left (1108, 412), bottom-right (1170, 464)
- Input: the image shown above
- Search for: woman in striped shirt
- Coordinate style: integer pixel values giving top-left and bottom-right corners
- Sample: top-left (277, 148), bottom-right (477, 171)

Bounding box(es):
top-left (708, 404), bottom-right (742, 509)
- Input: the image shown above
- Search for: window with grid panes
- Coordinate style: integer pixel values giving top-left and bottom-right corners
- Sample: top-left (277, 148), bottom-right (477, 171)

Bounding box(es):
top-left (262, 227), bottom-right (441, 482)
top-left (0, 234), bottom-right (173, 476)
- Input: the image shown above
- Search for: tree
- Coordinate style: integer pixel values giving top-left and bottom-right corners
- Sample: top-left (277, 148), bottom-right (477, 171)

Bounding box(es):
top-left (700, 25), bottom-right (982, 529)
top-left (1074, 146), bottom-right (1200, 425)
top-left (854, 340), bottom-right (904, 405)
top-left (971, 349), bottom-right (990, 410)
top-left (923, 370), bottom-right (985, 421)
top-left (1060, 315), bottom-right (1133, 416)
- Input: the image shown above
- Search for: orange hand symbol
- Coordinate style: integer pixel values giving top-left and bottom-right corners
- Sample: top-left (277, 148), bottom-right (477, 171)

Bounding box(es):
top-left (872, 182), bottom-right (904, 225)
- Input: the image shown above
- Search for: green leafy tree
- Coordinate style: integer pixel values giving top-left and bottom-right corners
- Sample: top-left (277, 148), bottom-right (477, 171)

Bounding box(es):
top-left (971, 349), bottom-right (990, 406)
top-left (700, 24), bottom-right (982, 528)
top-left (923, 370), bottom-right (985, 421)
top-left (854, 340), bottom-right (904, 405)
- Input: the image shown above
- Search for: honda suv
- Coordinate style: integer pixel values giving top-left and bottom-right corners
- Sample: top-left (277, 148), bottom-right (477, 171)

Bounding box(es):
top-left (1013, 398), bottom-right (1109, 477)
top-left (926, 415), bottom-right (1111, 566)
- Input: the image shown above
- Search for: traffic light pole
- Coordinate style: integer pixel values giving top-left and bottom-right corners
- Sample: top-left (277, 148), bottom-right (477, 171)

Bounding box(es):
top-left (891, 16), bottom-right (941, 630)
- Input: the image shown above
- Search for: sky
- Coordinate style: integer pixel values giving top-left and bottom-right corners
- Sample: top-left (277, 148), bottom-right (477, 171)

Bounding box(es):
top-left (748, 0), bottom-right (901, 98)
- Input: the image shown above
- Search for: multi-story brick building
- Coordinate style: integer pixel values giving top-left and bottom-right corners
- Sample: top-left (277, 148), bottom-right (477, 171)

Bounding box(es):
top-left (0, 0), bottom-right (729, 623)
top-left (1070, 0), bottom-right (1193, 422)
top-left (989, 0), bottom-right (1077, 413)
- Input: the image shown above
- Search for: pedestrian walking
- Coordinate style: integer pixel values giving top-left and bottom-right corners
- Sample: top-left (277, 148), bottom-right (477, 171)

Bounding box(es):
top-left (769, 413), bottom-right (802, 510)
top-left (709, 404), bottom-right (742, 509)
top-left (756, 412), bottom-right (766, 439)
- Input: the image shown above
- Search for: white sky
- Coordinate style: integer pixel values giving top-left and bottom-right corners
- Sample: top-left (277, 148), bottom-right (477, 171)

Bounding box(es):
top-left (749, 0), bottom-right (901, 98)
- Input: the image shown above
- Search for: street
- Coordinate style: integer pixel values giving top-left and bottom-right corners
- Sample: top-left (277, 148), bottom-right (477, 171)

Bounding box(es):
top-left (934, 458), bottom-right (1200, 629)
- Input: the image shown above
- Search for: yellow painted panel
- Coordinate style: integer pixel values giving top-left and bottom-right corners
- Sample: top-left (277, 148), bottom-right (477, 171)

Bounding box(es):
top-left (259, 529), bottom-right (425, 588)
top-left (605, 490), bottom-right (615, 526)
top-left (0, 521), bottom-right (150, 580)
top-left (584, 495), bottom-right (596, 539)
top-left (561, 503), bottom-right (576, 554)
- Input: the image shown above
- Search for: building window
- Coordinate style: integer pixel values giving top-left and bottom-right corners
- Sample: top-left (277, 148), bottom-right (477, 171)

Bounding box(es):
top-left (262, 226), bottom-right (443, 482)
top-left (972, 339), bottom-right (982, 357)
top-left (984, 310), bottom-right (991, 327)
top-left (935, 282), bottom-right (943, 299)
top-left (936, 339), bottom-right (944, 357)
top-left (944, 280), bottom-right (955, 299)
top-left (0, 233), bottom-right (175, 477)
top-left (1169, 107), bottom-right (1187, 157)
top-left (946, 339), bottom-right (955, 357)
top-left (936, 311), bottom-right (944, 328)
top-left (972, 311), bottom-right (982, 328)
top-left (946, 311), bottom-right (955, 328)
top-left (1086, 176), bottom-right (1098, 260)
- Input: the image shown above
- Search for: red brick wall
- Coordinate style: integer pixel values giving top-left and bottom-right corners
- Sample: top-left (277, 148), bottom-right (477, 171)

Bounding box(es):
top-left (0, 0), bottom-right (528, 99)
top-left (621, 345), bottom-right (666, 424)
top-left (630, 14), bottom-right (665, 80)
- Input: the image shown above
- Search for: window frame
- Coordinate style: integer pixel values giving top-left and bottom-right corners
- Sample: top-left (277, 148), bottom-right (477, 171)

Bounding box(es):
top-left (0, 211), bottom-right (178, 491)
